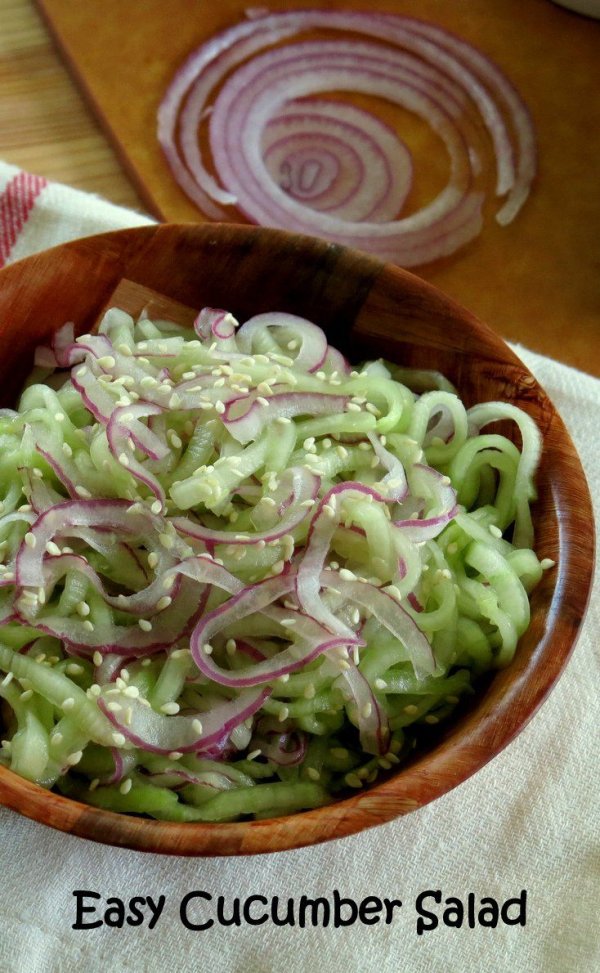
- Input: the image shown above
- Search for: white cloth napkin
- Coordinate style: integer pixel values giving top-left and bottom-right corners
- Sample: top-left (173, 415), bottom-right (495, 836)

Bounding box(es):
top-left (0, 161), bottom-right (598, 973)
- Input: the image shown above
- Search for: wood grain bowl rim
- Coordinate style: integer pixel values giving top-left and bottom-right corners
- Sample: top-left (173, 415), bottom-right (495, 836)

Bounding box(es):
top-left (0, 223), bottom-right (594, 857)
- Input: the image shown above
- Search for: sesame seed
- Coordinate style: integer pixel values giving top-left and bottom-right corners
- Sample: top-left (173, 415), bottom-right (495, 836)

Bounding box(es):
top-left (192, 719), bottom-right (203, 735)
top-left (160, 701), bottom-right (180, 715)
top-left (118, 452), bottom-right (130, 466)
top-left (148, 552), bottom-right (159, 569)
top-left (151, 499), bottom-right (163, 514)
top-left (278, 706), bottom-right (289, 722)
top-left (124, 686), bottom-right (139, 698)
top-left (119, 778), bottom-right (133, 795)
top-left (168, 751), bottom-right (183, 761)
top-left (92, 650), bottom-right (103, 667)
top-left (138, 619), bottom-right (152, 632)
top-left (203, 643), bottom-right (213, 655)
top-left (489, 524), bottom-right (503, 538)
top-left (82, 620), bottom-right (94, 632)
top-left (225, 639), bottom-right (237, 656)
top-left (65, 663), bottom-right (84, 676)
top-left (157, 596), bottom-right (172, 611)
top-left (107, 701), bottom-right (123, 713)
top-left (78, 601), bottom-right (91, 618)
top-left (24, 532), bottom-right (36, 549)
top-left (307, 767), bottom-right (320, 781)
top-left (374, 678), bottom-right (387, 690)
top-left (215, 400), bottom-right (226, 414)
top-left (541, 558), bottom-right (556, 570)
top-left (112, 732), bottom-right (126, 746)
top-left (247, 749), bottom-right (262, 761)
top-left (65, 750), bottom-right (83, 766)
top-left (20, 689), bottom-right (34, 701)
top-left (280, 618), bottom-right (297, 628)
top-left (159, 533), bottom-right (175, 550)
top-left (404, 704), bottom-right (419, 715)
top-left (50, 732), bottom-right (63, 747)
top-left (345, 772), bottom-right (363, 788)
top-left (361, 703), bottom-right (372, 719)
top-left (62, 442), bottom-right (73, 457)
top-left (346, 402), bottom-right (362, 412)
top-left (167, 645), bottom-right (191, 662)
top-left (339, 568), bottom-right (356, 581)
top-left (75, 485), bottom-right (92, 499)
top-left (61, 697), bottom-right (75, 711)
top-left (330, 747), bottom-right (349, 759)
top-left (276, 416), bottom-right (292, 425)
top-left (425, 714), bottom-right (439, 725)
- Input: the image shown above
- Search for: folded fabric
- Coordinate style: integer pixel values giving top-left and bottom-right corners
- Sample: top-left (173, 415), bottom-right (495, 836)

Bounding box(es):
top-left (0, 161), bottom-right (598, 973)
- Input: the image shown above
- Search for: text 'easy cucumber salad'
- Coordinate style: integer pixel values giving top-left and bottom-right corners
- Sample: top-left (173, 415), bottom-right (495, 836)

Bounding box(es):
top-left (0, 306), bottom-right (551, 821)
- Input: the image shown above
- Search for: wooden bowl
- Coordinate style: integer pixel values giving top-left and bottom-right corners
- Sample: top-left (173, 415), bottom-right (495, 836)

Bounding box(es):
top-left (0, 223), bottom-right (593, 855)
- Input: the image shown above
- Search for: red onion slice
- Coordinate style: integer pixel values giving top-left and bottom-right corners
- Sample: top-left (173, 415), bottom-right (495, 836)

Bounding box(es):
top-left (99, 686), bottom-right (270, 755)
top-left (262, 101), bottom-right (413, 223)
top-left (296, 481), bottom-right (398, 636)
top-left (189, 574), bottom-right (361, 687)
top-left (321, 570), bottom-right (435, 677)
top-left (223, 391), bottom-right (348, 445)
top-left (236, 311), bottom-right (329, 372)
top-left (336, 665), bottom-right (390, 756)
top-left (158, 10), bottom-right (535, 266)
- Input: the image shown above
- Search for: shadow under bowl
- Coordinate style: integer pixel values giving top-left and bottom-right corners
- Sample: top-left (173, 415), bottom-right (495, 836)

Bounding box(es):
top-left (0, 223), bottom-right (593, 855)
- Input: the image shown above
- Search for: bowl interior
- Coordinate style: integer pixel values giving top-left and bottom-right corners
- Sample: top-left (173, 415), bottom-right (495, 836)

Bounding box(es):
top-left (0, 223), bottom-right (593, 855)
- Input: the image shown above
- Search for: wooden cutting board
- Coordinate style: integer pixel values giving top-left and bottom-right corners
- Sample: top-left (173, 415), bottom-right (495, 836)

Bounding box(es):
top-left (35, 0), bottom-right (600, 371)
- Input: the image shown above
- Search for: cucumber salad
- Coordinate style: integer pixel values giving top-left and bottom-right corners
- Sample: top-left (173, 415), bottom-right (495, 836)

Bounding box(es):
top-left (0, 306), bottom-right (550, 821)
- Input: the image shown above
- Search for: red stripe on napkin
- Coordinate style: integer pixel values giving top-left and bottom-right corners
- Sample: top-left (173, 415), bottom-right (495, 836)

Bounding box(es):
top-left (0, 171), bottom-right (47, 267)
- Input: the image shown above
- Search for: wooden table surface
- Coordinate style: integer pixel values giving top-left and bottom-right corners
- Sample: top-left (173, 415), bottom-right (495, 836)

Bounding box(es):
top-left (1, 0), bottom-right (598, 376)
